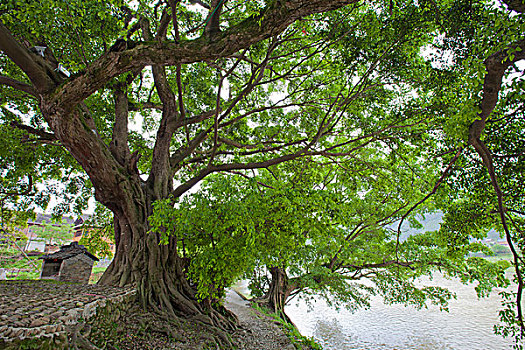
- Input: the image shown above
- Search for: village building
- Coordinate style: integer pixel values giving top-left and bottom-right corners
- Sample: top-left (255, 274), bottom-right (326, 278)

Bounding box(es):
top-left (22, 214), bottom-right (91, 253)
top-left (39, 242), bottom-right (99, 283)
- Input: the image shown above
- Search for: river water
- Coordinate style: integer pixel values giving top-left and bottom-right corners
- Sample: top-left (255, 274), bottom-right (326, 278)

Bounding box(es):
top-left (286, 274), bottom-right (514, 350)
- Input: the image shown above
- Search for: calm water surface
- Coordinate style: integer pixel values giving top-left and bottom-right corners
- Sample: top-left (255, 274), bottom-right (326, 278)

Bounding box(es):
top-left (286, 274), bottom-right (514, 350)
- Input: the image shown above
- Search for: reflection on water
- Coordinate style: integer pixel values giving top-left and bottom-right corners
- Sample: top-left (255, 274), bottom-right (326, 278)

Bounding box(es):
top-left (286, 274), bottom-right (514, 350)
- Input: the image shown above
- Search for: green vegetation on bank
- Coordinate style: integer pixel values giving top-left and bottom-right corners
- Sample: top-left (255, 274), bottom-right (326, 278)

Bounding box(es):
top-left (251, 302), bottom-right (323, 350)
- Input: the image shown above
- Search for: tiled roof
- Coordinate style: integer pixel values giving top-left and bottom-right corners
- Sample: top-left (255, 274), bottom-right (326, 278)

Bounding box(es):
top-left (39, 242), bottom-right (99, 262)
top-left (28, 214), bottom-right (91, 226)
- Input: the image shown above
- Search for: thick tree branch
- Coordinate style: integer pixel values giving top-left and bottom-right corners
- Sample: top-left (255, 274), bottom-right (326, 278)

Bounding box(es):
top-left (0, 22), bottom-right (57, 93)
top-left (139, 14), bottom-right (180, 196)
top-left (170, 130), bottom-right (210, 169)
top-left (190, 0), bottom-right (211, 9)
top-left (502, 0), bottom-right (525, 13)
top-left (10, 121), bottom-right (56, 141)
top-left (168, 0), bottom-right (190, 141)
top-left (470, 135), bottom-right (525, 337)
top-left (172, 150), bottom-right (312, 197)
top-left (147, 63), bottom-right (178, 195)
top-left (128, 101), bottom-right (163, 111)
top-left (0, 75), bottom-right (37, 97)
top-left (109, 84), bottom-right (132, 166)
top-left (47, 0), bottom-right (358, 110)
top-left (224, 170), bottom-right (275, 189)
top-left (469, 38), bottom-right (525, 140)
top-left (168, 109), bottom-right (225, 171)
top-left (174, 109), bottom-right (218, 129)
top-left (467, 37), bottom-right (525, 337)
top-left (204, 0), bottom-right (226, 36)
top-left (157, 8), bottom-right (171, 40)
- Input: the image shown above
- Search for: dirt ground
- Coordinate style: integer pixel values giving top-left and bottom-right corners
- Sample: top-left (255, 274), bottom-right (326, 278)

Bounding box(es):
top-left (225, 290), bottom-right (296, 350)
top-left (103, 290), bottom-right (298, 350)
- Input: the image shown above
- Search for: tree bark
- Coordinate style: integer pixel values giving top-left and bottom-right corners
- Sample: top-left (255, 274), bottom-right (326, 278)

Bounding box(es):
top-left (259, 266), bottom-right (297, 323)
top-left (35, 101), bottom-right (236, 344)
top-left (99, 206), bottom-right (202, 317)
top-left (92, 166), bottom-right (237, 347)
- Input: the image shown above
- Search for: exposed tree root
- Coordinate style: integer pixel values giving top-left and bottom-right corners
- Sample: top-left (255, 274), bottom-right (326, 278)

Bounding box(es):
top-left (70, 323), bottom-right (101, 350)
top-left (90, 302), bottom-right (239, 349)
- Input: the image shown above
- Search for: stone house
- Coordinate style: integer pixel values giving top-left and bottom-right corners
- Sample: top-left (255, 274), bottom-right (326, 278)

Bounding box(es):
top-left (23, 214), bottom-right (89, 253)
top-left (39, 242), bottom-right (99, 283)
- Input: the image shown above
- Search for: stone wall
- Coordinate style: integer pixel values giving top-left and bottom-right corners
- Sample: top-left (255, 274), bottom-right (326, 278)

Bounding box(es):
top-left (0, 280), bottom-right (137, 349)
top-left (58, 254), bottom-right (94, 283)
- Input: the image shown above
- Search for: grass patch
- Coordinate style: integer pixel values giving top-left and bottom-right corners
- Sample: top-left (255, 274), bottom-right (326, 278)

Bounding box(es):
top-left (251, 303), bottom-right (322, 350)
top-left (89, 266), bottom-right (107, 284)
top-left (0, 247), bottom-right (42, 280)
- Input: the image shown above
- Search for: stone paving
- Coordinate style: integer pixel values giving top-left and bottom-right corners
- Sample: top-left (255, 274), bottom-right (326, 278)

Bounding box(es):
top-left (0, 280), bottom-right (136, 348)
top-left (0, 280), bottom-right (300, 349)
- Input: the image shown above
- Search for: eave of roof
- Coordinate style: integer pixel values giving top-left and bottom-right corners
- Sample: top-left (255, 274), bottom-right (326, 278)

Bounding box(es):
top-left (39, 242), bottom-right (99, 261)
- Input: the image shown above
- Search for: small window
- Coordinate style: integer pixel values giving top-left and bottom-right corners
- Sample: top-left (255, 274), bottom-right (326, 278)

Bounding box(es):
top-left (41, 260), bottom-right (62, 277)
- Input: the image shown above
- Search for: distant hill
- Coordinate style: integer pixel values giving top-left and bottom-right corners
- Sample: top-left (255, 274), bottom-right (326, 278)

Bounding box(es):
top-left (393, 211), bottom-right (502, 241)
top-left (391, 212), bottom-right (443, 241)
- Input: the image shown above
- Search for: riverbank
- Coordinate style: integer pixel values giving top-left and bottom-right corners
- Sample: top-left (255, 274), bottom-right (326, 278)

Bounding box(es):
top-left (225, 290), bottom-right (296, 350)
top-left (0, 280), bottom-right (305, 349)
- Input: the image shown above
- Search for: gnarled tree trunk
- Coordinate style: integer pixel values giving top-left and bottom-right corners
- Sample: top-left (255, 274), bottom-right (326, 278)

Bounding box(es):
top-left (39, 103), bottom-right (236, 345)
top-left (258, 266), bottom-right (297, 324)
top-left (98, 201), bottom-right (201, 317)
top-left (94, 174), bottom-right (237, 346)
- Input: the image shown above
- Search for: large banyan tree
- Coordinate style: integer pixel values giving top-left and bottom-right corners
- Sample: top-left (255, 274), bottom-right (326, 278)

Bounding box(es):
top-left (1, 0), bottom-right (524, 344)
